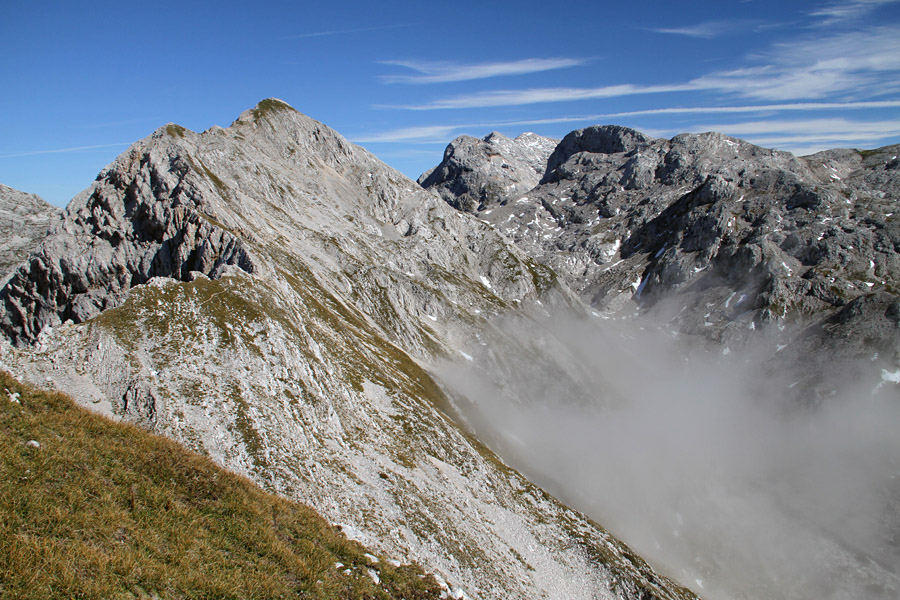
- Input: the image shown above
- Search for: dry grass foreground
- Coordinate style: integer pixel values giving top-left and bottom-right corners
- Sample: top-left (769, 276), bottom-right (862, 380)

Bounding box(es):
top-left (0, 371), bottom-right (442, 599)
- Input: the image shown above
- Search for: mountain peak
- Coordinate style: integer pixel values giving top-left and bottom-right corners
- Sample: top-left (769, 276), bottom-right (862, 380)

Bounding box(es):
top-left (419, 130), bottom-right (559, 213)
top-left (543, 125), bottom-right (656, 183)
top-left (235, 97), bottom-right (299, 124)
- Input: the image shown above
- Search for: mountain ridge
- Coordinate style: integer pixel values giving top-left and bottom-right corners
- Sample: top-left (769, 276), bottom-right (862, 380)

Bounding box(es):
top-left (0, 99), bottom-right (695, 600)
top-left (421, 124), bottom-right (900, 400)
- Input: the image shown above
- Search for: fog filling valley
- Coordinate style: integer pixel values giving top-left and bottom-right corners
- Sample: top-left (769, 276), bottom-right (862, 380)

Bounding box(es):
top-left (437, 310), bottom-right (900, 600)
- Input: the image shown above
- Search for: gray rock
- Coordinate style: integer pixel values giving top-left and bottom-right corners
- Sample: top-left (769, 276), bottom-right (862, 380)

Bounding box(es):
top-left (0, 184), bottom-right (61, 284)
top-left (543, 125), bottom-right (656, 183)
top-left (419, 131), bottom-right (558, 212)
top-left (1, 138), bottom-right (257, 345)
top-left (425, 125), bottom-right (900, 360)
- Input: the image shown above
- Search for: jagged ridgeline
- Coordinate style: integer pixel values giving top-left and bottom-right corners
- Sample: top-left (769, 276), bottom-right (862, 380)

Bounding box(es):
top-left (0, 100), bottom-right (695, 600)
top-left (421, 126), bottom-right (900, 397)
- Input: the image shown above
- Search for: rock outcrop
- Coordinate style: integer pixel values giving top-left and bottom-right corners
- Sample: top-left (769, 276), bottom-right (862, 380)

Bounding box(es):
top-left (0, 184), bottom-right (61, 284)
top-left (0, 142), bottom-right (257, 345)
top-left (419, 131), bottom-right (558, 213)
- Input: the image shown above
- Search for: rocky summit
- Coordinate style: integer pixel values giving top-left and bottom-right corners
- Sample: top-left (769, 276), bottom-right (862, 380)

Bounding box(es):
top-left (419, 131), bottom-right (558, 214)
top-left (0, 100), bottom-right (694, 600)
top-left (422, 125), bottom-right (900, 400)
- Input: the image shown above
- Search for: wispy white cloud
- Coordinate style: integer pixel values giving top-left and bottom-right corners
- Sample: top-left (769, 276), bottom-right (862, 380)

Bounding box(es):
top-left (379, 58), bottom-right (587, 84)
top-left (695, 25), bottom-right (900, 100)
top-left (808, 0), bottom-right (900, 27)
top-left (0, 142), bottom-right (131, 159)
top-left (385, 24), bottom-right (900, 110)
top-left (353, 124), bottom-right (466, 143)
top-left (498, 100), bottom-right (900, 126)
top-left (649, 20), bottom-right (748, 38)
top-left (381, 82), bottom-right (702, 110)
top-left (689, 117), bottom-right (900, 138)
top-left (690, 65), bottom-right (869, 101)
top-left (648, 117), bottom-right (900, 155)
top-left (281, 24), bottom-right (414, 40)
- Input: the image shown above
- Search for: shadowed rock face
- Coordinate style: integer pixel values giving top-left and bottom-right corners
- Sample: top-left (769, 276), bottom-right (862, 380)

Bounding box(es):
top-left (422, 126), bottom-right (900, 389)
top-left (542, 125), bottom-right (656, 182)
top-left (0, 100), bottom-right (696, 600)
top-left (0, 142), bottom-right (257, 345)
top-left (419, 131), bottom-right (558, 213)
top-left (0, 184), bottom-right (61, 283)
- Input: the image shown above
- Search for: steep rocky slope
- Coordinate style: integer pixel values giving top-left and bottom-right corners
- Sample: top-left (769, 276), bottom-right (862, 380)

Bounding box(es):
top-left (422, 126), bottom-right (900, 397)
top-left (0, 100), bottom-right (693, 600)
top-left (0, 184), bottom-right (61, 285)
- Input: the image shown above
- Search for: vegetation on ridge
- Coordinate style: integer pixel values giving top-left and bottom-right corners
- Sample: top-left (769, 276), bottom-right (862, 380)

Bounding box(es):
top-left (164, 124), bottom-right (187, 139)
top-left (251, 99), bottom-right (297, 121)
top-left (0, 371), bottom-right (442, 600)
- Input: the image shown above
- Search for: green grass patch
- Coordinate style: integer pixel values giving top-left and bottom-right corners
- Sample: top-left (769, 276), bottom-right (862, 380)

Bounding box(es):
top-left (194, 158), bottom-right (229, 196)
top-left (0, 371), bottom-right (442, 600)
top-left (165, 124), bottom-right (186, 139)
top-left (251, 99), bottom-right (297, 121)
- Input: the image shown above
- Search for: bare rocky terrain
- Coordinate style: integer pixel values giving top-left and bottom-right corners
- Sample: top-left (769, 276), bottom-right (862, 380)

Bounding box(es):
top-left (0, 184), bottom-right (60, 286)
top-left (422, 126), bottom-right (900, 402)
top-left (419, 131), bottom-right (558, 213)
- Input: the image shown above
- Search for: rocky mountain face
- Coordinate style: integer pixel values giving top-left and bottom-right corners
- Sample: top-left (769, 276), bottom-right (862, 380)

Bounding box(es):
top-left (422, 125), bottom-right (900, 399)
top-left (0, 100), bottom-right (693, 600)
top-left (0, 184), bottom-right (61, 286)
top-left (419, 132), bottom-right (558, 213)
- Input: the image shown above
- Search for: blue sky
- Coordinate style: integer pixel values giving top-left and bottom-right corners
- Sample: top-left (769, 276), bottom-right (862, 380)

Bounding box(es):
top-left (2, 0), bottom-right (899, 207)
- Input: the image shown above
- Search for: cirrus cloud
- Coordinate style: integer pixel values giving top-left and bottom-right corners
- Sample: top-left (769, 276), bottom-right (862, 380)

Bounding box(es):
top-left (379, 58), bottom-right (588, 84)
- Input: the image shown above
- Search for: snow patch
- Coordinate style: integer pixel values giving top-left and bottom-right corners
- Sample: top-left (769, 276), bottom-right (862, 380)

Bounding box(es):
top-left (725, 292), bottom-right (737, 308)
top-left (633, 276), bottom-right (648, 299)
top-left (881, 369), bottom-right (900, 384)
top-left (601, 259), bottom-right (624, 273)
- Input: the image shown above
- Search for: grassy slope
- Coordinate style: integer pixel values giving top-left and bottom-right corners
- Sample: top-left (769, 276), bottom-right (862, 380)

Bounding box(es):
top-left (0, 371), bottom-right (442, 600)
